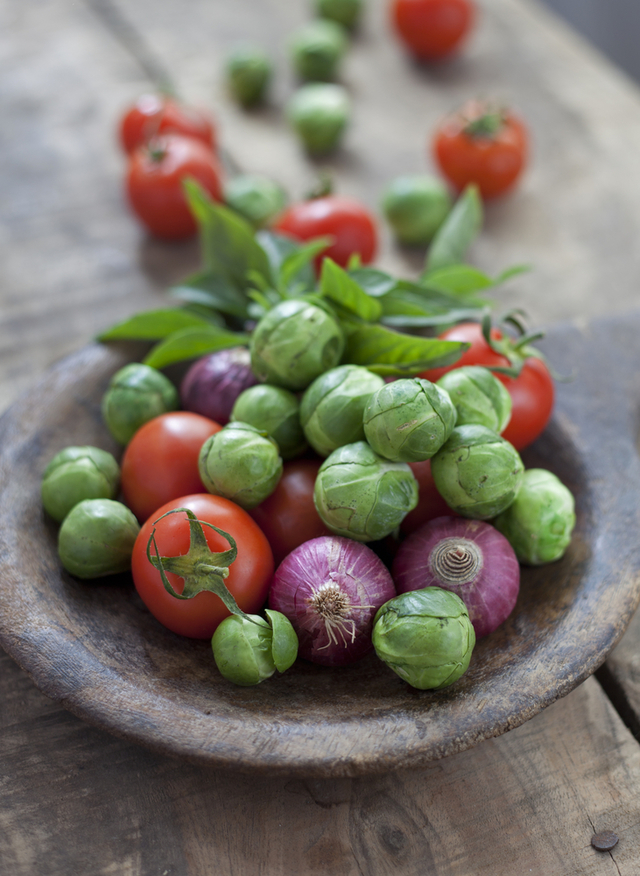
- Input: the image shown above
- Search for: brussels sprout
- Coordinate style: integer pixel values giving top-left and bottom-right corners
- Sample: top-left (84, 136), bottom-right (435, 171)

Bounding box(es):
top-left (431, 425), bottom-right (525, 520)
top-left (250, 299), bottom-right (344, 391)
top-left (437, 366), bottom-right (512, 433)
top-left (211, 609), bottom-right (298, 686)
top-left (41, 446), bottom-right (120, 523)
top-left (381, 175), bottom-right (452, 246)
top-left (198, 421), bottom-right (283, 509)
top-left (300, 364), bottom-right (384, 457)
top-left (363, 377), bottom-right (457, 462)
top-left (372, 587), bottom-right (475, 690)
top-left (315, 0), bottom-right (364, 30)
top-left (313, 441), bottom-right (419, 542)
top-left (224, 174), bottom-right (287, 228)
top-left (102, 363), bottom-right (178, 445)
top-left (58, 499), bottom-right (140, 579)
top-left (492, 468), bottom-right (576, 565)
top-left (290, 20), bottom-right (348, 82)
top-left (287, 83), bottom-right (350, 155)
top-left (230, 384), bottom-right (307, 460)
top-left (225, 45), bottom-right (272, 107)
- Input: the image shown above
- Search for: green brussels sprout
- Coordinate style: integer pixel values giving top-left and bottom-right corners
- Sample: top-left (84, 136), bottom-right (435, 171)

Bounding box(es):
top-left (225, 45), bottom-right (272, 107)
top-left (363, 377), bottom-right (457, 462)
top-left (381, 175), bottom-right (452, 246)
top-left (313, 441), bottom-right (419, 541)
top-left (198, 421), bottom-right (283, 509)
top-left (315, 0), bottom-right (364, 30)
top-left (58, 499), bottom-right (140, 579)
top-left (431, 425), bottom-right (525, 520)
top-left (224, 174), bottom-right (287, 228)
top-left (211, 609), bottom-right (298, 686)
top-left (300, 364), bottom-right (385, 457)
top-left (492, 468), bottom-right (576, 565)
top-left (290, 20), bottom-right (348, 82)
top-left (287, 83), bottom-right (350, 155)
top-left (102, 363), bottom-right (178, 445)
top-left (230, 384), bottom-right (307, 460)
top-left (249, 299), bottom-right (344, 391)
top-left (41, 446), bottom-right (120, 523)
top-left (372, 587), bottom-right (476, 690)
top-left (437, 366), bottom-right (512, 433)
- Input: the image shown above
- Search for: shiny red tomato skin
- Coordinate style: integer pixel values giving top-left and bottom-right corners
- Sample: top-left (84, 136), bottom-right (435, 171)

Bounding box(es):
top-left (119, 94), bottom-right (216, 154)
top-left (126, 134), bottom-right (224, 240)
top-left (121, 412), bottom-right (222, 523)
top-left (132, 493), bottom-right (274, 639)
top-left (274, 196), bottom-right (377, 270)
top-left (420, 323), bottom-right (554, 451)
top-left (433, 103), bottom-right (528, 198)
top-left (391, 0), bottom-right (475, 61)
top-left (400, 460), bottom-right (456, 535)
top-left (249, 458), bottom-right (331, 566)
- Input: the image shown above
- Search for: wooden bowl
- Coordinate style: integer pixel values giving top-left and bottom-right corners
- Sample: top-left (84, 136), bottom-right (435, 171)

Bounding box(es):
top-left (2, 315), bottom-right (640, 777)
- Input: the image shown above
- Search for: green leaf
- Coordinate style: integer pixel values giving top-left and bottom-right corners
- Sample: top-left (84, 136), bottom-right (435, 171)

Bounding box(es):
top-left (342, 323), bottom-right (469, 376)
top-left (97, 309), bottom-right (214, 341)
top-left (279, 237), bottom-right (331, 293)
top-left (143, 326), bottom-right (249, 369)
top-left (379, 290), bottom-right (486, 328)
top-left (424, 185), bottom-right (483, 274)
top-left (319, 259), bottom-right (382, 322)
top-left (390, 279), bottom-right (492, 312)
top-left (348, 267), bottom-right (397, 298)
top-left (422, 264), bottom-right (494, 295)
top-left (170, 271), bottom-right (252, 319)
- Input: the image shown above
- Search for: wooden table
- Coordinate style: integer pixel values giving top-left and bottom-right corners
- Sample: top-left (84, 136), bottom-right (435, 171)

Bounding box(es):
top-left (3, 0), bottom-right (640, 872)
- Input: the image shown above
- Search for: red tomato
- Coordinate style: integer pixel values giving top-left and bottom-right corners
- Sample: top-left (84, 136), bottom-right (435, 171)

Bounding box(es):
top-left (132, 493), bottom-right (273, 638)
top-left (400, 460), bottom-right (455, 535)
top-left (249, 458), bottom-right (331, 566)
top-left (391, 0), bottom-right (475, 61)
top-left (119, 94), bottom-right (216, 155)
top-left (433, 100), bottom-right (528, 198)
top-left (125, 134), bottom-right (224, 240)
top-left (274, 195), bottom-right (377, 270)
top-left (420, 322), bottom-right (555, 451)
top-left (121, 411), bottom-right (222, 522)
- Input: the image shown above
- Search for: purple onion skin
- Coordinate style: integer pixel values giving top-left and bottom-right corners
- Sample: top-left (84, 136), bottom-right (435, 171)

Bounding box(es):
top-left (180, 347), bottom-right (259, 425)
top-left (269, 536), bottom-right (397, 667)
top-left (392, 516), bottom-right (520, 639)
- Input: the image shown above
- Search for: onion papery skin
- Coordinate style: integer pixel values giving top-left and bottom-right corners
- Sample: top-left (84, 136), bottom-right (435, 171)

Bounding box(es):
top-left (180, 347), bottom-right (259, 425)
top-left (392, 517), bottom-right (520, 638)
top-left (268, 536), bottom-right (396, 666)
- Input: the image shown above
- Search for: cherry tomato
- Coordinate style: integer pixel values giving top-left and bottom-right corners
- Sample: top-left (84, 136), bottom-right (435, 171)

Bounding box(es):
top-left (420, 323), bottom-right (554, 451)
top-left (400, 460), bottom-right (455, 535)
top-left (119, 94), bottom-right (216, 155)
top-left (121, 411), bottom-right (222, 522)
top-left (132, 493), bottom-right (273, 639)
top-left (391, 0), bottom-right (475, 61)
top-left (249, 458), bottom-right (331, 566)
top-left (125, 134), bottom-right (224, 240)
top-left (274, 195), bottom-right (377, 270)
top-left (433, 100), bottom-right (528, 199)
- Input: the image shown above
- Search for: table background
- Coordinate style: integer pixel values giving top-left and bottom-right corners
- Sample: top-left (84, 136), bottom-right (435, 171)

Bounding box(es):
top-left (3, 0), bottom-right (640, 873)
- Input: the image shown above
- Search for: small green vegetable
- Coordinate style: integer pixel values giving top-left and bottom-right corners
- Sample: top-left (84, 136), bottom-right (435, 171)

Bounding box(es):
top-left (287, 83), bottom-right (350, 155)
top-left (437, 365), bottom-right (512, 433)
top-left (290, 20), bottom-right (348, 82)
top-left (211, 609), bottom-right (298, 686)
top-left (224, 174), bottom-right (287, 228)
top-left (381, 175), bottom-right (452, 246)
top-left (225, 45), bottom-right (272, 107)
top-left (41, 446), bottom-right (120, 523)
top-left (102, 363), bottom-right (178, 445)
top-left (315, 0), bottom-right (364, 30)
top-left (58, 499), bottom-right (140, 579)
top-left (230, 384), bottom-right (307, 460)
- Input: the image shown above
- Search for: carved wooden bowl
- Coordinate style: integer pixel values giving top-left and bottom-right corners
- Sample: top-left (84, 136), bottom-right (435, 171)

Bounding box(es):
top-left (1, 314), bottom-right (640, 777)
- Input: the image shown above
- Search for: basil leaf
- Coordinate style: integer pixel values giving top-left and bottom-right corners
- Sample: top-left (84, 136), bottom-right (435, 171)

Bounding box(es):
top-left (423, 185), bottom-right (483, 274)
top-left (342, 323), bottom-right (469, 376)
top-left (380, 291), bottom-right (486, 328)
top-left (170, 271), bottom-right (252, 319)
top-left (320, 259), bottom-right (382, 322)
top-left (391, 279), bottom-right (491, 311)
top-left (422, 264), bottom-right (494, 295)
top-left (348, 267), bottom-right (397, 298)
top-left (97, 309), bottom-right (214, 341)
top-left (143, 326), bottom-right (249, 369)
top-left (278, 238), bottom-right (331, 293)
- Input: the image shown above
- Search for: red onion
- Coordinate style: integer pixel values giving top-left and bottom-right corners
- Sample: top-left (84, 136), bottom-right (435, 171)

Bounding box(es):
top-left (180, 347), bottom-right (259, 424)
top-left (392, 516), bottom-right (520, 638)
top-left (268, 536), bottom-right (396, 666)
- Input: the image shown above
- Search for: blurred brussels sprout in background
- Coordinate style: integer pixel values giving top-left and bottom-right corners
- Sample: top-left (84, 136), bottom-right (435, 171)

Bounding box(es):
top-left (224, 174), bottom-right (287, 228)
top-left (313, 440), bottom-right (418, 541)
top-left (492, 468), bottom-right (576, 565)
top-left (300, 364), bottom-right (384, 457)
top-left (41, 446), bottom-right (120, 523)
top-left (437, 365), bottom-right (512, 433)
top-left (225, 45), bottom-right (272, 107)
top-left (372, 587), bottom-right (475, 690)
top-left (431, 425), bottom-right (524, 519)
top-left (211, 609), bottom-right (298, 686)
top-left (58, 498), bottom-right (140, 579)
top-left (198, 421), bottom-right (283, 509)
top-left (363, 377), bottom-right (456, 462)
top-left (287, 83), bottom-right (350, 155)
top-left (102, 363), bottom-right (178, 445)
top-left (249, 299), bottom-right (344, 390)
top-left (231, 384), bottom-right (307, 460)
top-left (381, 175), bottom-right (452, 246)
top-left (290, 20), bottom-right (348, 82)
top-left (315, 0), bottom-right (364, 30)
